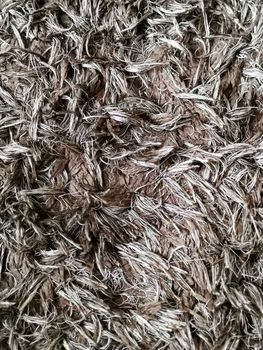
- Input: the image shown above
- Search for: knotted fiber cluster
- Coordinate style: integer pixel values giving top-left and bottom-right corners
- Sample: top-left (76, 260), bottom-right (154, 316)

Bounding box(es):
top-left (0, 0), bottom-right (262, 349)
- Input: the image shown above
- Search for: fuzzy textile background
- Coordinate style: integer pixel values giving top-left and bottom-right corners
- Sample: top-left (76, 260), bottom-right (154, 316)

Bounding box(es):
top-left (0, 0), bottom-right (263, 349)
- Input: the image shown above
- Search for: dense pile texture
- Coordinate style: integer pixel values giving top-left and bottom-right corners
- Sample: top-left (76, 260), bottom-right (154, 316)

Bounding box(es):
top-left (0, 0), bottom-right (263, 349)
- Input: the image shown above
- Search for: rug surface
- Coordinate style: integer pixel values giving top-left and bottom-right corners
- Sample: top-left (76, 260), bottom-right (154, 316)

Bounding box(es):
top-left (0, 0), bottom-right (262, 349)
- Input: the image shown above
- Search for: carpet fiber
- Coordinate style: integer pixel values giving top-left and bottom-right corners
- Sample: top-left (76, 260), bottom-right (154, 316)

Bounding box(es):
top-left (0, 0), bottom-right (262, 349)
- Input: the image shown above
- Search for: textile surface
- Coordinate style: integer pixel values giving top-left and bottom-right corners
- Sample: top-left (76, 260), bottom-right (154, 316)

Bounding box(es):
top-left (0, 1), bottom-right (262, 349)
